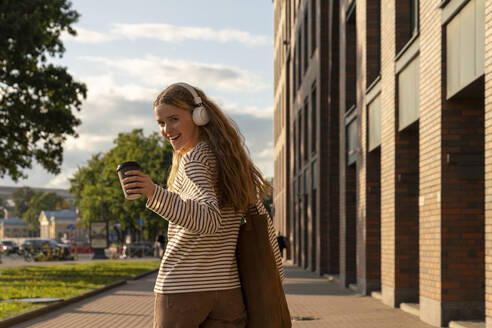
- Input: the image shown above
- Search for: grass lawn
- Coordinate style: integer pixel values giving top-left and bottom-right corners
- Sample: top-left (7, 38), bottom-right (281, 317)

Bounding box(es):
top-left (0, 260), bottom-right (160, 320)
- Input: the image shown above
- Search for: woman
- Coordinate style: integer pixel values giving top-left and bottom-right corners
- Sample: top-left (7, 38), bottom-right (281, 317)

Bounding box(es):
top-left (122, 82), bottom-right (284, 328)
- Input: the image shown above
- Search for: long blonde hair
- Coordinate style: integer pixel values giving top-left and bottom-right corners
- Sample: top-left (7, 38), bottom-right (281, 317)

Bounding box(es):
top-left (153, 83), bottom-right (271, 213)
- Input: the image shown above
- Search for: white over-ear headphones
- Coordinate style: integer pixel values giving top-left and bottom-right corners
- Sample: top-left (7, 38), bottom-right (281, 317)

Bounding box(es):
top-left (173, 82), bottom-right (210, 126)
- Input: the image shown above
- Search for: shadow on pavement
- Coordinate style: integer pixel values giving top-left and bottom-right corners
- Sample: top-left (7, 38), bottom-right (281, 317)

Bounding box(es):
top-left (283, 282), bottom-right (357, 296)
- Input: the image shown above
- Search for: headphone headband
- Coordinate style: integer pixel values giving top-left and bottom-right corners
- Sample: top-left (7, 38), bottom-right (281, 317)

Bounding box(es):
top-left (164, 82), bottom-right (210, 126)
top-left (173, 82), bottom-right (203, 105)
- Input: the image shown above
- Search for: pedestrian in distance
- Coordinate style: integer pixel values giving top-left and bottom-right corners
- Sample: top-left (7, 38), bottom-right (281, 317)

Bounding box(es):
top-left (122, 82), bottom-right (284, 328)
top-left (277, 234), bottom-right (287, 258)
top-left (156, 231), bottom-right (167, 257)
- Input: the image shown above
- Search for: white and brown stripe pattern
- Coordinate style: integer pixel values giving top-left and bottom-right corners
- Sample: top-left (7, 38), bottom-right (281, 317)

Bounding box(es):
top-left (147, 141), bottom-right (284, 294)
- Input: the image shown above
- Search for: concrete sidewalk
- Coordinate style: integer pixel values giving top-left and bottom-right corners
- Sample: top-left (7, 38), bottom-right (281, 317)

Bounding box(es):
top-left (10, 265), bottom-right (433, 328)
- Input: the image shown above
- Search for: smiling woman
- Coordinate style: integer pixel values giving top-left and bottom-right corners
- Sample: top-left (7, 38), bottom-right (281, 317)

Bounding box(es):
top-left (120, 82), bottom-right (283, 328)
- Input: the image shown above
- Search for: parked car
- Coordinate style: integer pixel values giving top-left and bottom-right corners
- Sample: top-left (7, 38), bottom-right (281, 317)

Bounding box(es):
top-left (0, 240), bottom-right (19, 255)
top-left (21, 239), bottom-right (74, 261)
top-left (20, 239), bottom-right (60, 254)
top-left (123, 242), bottom-right (154, 257)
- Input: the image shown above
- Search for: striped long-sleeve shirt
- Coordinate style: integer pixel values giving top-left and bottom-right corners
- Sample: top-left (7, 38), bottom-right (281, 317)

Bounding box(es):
top-left (146, 141), bottom-right (284, 294)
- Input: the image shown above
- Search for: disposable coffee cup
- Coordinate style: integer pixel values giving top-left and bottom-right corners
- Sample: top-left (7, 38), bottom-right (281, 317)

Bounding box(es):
top-left (116, 161), bottom-right (142, 200)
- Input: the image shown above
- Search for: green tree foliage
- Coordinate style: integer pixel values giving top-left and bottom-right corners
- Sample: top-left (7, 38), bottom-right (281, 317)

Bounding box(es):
top-left (11, 186), bottom-right (36, 217)
top-left (0, 197), bottom-right (5, 218)
top-left (262, 177), bottom-right (273, 218)
top-left (69, 129), bottom-right (173, 241)
top-left (0, 0), bottom-right (87, 181)
top-left (23, 191), bottom-right (63, 230)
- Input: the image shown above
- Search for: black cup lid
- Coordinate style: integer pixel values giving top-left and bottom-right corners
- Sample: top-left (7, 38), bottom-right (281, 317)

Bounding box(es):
top-left (116, 161), bottom-right (141, 172)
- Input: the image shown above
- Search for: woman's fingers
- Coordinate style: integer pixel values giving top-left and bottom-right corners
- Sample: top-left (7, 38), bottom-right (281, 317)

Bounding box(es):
top-left (121, 171), bottom-right (154, 198)
top-left (123, 174), bottom-right (147, 184)
top-left (124, 182), bottom-right (139, 189)
top-left (127, 187), bottom-right (144, 194)
top-left (125, 170), bottom-right (143, 176)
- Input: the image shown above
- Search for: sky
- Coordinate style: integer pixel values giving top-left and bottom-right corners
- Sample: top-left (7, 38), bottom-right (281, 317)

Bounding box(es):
top-left (0, 0), bottom-right (275, 190)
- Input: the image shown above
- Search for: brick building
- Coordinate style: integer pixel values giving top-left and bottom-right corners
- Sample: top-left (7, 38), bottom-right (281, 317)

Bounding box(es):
top-left (273, 0), bottom-right (487, 326)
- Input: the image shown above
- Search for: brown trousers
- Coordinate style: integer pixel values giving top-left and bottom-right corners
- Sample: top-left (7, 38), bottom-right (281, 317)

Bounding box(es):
top-left (153, 288), bottom-right (247, 328)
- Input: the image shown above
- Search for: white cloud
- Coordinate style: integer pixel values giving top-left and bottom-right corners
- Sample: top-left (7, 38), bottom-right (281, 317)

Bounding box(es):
top-left (110, 23), bottom-right (272, 46)
top-left (78, 55), bottom-right (268, 92)
top-left (257, 147), bottom-right (273, 159)
top-left (63, 24), bottom-right (271, 47)
top-left (64, 134), bottom-right (114, 153)
top-left (62, 27), bottom-right (117, 43)
top-left (80, 74), bottom-right (158, 103)
top-left (45, 168), bottom-right (77, 189)
top-left (220, 102), bottom-right (273, 119)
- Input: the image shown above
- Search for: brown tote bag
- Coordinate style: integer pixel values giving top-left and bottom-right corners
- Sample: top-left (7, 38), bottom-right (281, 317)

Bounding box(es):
top-left (236, 206), bottom-right (292, 328)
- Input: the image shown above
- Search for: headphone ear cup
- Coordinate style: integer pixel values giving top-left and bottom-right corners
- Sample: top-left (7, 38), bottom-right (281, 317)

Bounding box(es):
top-left (192, 106), bottom-right (210, 126)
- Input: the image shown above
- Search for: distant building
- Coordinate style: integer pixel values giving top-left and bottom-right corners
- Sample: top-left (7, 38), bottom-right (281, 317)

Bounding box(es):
top-left (39, 209), bottom-right (88, 243)
top-left (0, 217), bottom-right (37, 238)
top-left (0, 186), bottom-right (74, 219)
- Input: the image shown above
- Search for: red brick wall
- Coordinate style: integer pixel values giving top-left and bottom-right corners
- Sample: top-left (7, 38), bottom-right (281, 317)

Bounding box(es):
top-left (366, 148), bottom-right (381, 283)
top-left (319, 0), bottom-right (340, 275)
top-left (441, 93), bottom-right (485, 304)
top-left (395, 122), bottom-right (419, 298)
top-left (344, 163), bottom-right (357, 285)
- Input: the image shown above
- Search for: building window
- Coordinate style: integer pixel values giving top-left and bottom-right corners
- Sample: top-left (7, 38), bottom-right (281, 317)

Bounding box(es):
top-left (293, 120), bottom-right (298, 173)
top-left (293, 46), bottom-right (297, 98)
top-left (311, 160), bottom-right (317, 241)
top-left (346, 118), bottom-right (358, 166)
top-left (345, 4), bottom-right (357, 111)
top-left (398, 56), bottom-right (420, 130)
top-left (299, 171), bottom-right (304, 197)
top-left (312, 160), bottom-right (317, 190)
top-left (293, 180), bottom-right (297, 199)
top-left (311, 84), bottom-right (317, 153)
top-left (445, 0), bottom-right (485, 99)
top-left (304, 9), bottom-right (308, 72)
top-left (304, 168), bottom-right (309, 196)
top-left (396, 0), bottom-right (419, 55)
top-left (303, 99), bottom-right (309, 161)
top-left (298, 30), bottom-right (303, 89)
top-left (287, 0), bottom-right (292, 40)
top-left (368, 94), bottom-right (382, 151)
top-left (410, 0), bottom-right (419, 36)
top-left (297, 111), bottom-right (302, 170)
top-left (366, 0), bottom-right (381, 87)
top-left (311, 0), bottom-right (317, 56)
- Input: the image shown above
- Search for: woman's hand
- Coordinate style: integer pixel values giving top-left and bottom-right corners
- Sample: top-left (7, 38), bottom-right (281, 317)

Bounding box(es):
top-left (122, 170), bottom-right (156, 199)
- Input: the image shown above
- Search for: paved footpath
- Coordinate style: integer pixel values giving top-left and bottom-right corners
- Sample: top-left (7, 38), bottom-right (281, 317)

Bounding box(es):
top-left (10, 265), bottom-right (433, 328)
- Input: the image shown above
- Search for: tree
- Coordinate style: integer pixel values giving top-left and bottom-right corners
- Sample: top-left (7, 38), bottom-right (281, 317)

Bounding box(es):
top-left (69, 129), bottom-right (173, 242)
top-left (262, 177), bottom-right (273, 218)
top-left (0, 0), bottom-right (87, 181)
top-left (11, 186), bottom-right (36, 217)
top-left (23, 191), bottom-right (63, 230)
top-left (0, 197), bottom-right (5, 218)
